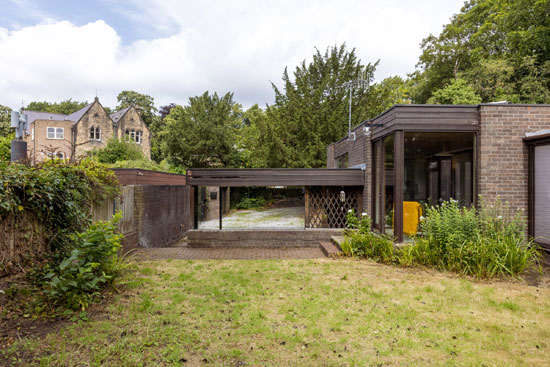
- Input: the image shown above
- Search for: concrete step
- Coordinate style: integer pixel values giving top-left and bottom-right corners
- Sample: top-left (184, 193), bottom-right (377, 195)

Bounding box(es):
top-left (330, 235), bottom-right (346, 249)
top-left (319, 240), bottom-right (341, 257)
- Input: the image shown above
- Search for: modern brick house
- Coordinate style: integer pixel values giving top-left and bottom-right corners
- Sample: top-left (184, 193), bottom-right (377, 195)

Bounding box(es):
top-left (327, 104), bottom-right (550, 246)
top-left (24, 97), bottom-right (151, 162)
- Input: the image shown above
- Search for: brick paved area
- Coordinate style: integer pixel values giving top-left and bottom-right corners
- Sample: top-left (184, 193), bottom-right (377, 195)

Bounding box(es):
top-left (135, 246), bottom-right (326, 260)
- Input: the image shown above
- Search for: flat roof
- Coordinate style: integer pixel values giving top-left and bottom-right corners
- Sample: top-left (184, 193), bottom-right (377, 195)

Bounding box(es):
top-left (186, 168), bottom-right (364, 187)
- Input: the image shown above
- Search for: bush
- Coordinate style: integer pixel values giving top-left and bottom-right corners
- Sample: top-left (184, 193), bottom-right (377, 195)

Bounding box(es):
top-left (45, 213), bottom-right (125, 310)
top-left (342, 201), bottom-right (540, 278)
top-left (91, 138), bottom-right (144, 163)
top-left (341, 210), bottom-right (395, 263)
top-left (0, 159), bottom-right (120, 257)
top-left (234, 197), bottom-right (269, 209)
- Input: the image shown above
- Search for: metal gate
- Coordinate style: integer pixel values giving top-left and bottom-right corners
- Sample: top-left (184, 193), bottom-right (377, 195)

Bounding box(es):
top-left (305, 186), bottom-right (362, 228)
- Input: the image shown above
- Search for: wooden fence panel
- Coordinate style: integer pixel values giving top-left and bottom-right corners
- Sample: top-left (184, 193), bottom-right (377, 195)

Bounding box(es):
top-left (117, 185), bottom-right (135, 235)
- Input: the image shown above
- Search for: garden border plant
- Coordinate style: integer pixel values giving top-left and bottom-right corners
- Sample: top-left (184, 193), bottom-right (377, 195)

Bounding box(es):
top-left (342, 199), bottom-right (541, 279)
top-left (1, 158), bottom-right (127, 314)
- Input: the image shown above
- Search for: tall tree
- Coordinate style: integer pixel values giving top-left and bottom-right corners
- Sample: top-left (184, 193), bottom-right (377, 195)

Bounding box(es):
top-left (116, 90), bottom-right (157, 126)
top-left (24, 99), bottom-right (88, 115)
top-left (0, 105), bottom-right (12, 137)
top-left (269, 44), bottom-right (378, 167)
top-left (163, 92), bottom-right (242, 168)
top-left (414, 0), bottom-right (550, 103)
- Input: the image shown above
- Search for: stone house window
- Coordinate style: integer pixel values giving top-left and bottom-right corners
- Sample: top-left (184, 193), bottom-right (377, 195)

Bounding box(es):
top-left (47, 127), bottom-right (64, 139)
top-left (90, 126), bottom-right (101, 141)
top-left (31, 127), bottom-right (34, 141)
top-left (136, 130), bottom-right (142, 144)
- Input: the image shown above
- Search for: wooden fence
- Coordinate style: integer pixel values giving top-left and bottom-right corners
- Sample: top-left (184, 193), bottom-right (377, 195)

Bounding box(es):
top-left (91, 186), bottom-right (136, 235)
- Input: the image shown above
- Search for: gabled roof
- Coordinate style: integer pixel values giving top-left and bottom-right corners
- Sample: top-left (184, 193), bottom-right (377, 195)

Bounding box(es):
top-left (110, 106), bottom-right (131, 123)
top-left (66, 103), bottom-right (94, 123)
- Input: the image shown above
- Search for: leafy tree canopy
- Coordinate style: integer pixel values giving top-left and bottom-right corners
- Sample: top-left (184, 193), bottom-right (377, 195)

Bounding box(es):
top-left (24, 99), bottom-right (88, 115)
top-left (0, 104), bottom-right (12, 137)
top-left (116, 90), bottom-right (157, 126)
top-left (163, 91), bottom-right (241, 168)
top-left (268, 44), bottom-right (378, 167)
top-left (427, 78), bottom-right (482, 105)
top-left (414, 0), bottom-right (550, 103)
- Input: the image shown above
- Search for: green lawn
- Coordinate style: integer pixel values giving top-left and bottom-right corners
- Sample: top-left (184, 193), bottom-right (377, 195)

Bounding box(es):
top-left (4, 258), bottom-right (550, 366)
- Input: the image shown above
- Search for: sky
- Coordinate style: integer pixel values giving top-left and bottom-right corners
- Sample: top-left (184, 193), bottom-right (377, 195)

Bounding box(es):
top-left (0, 0), bottom-right (465, 111)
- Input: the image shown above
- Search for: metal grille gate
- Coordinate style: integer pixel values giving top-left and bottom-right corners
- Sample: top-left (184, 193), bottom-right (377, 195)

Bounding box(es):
top-left (305, 186), bottom-right (362, 228)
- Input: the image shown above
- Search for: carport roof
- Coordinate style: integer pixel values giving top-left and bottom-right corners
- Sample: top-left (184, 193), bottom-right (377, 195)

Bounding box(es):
top-left (186, 168), bottom-right (364, 187)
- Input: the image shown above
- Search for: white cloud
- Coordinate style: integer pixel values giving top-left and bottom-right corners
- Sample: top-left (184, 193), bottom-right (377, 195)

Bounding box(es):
top-left (0, 0), bottom-right (463, 110)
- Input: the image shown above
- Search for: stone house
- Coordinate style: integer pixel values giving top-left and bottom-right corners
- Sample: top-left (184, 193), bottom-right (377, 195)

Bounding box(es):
top-left (327, 104), bottom-right (550, 247)
top-left (24, 97), bottom-right (151, 162)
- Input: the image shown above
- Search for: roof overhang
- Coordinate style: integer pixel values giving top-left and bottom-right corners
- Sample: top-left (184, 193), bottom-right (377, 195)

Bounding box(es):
top-left (186, 168), bottom-right (364, 187)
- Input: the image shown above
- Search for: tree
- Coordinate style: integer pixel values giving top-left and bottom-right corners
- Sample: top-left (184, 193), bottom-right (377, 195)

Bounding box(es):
top-left (414, 0), bottom-right (550, 103)
top-left (268, 44), bottom-right (378, 167)
top-left (116, 91), bottom-right (157, 127)
top-left (163, 92), bottom-right (242, 168)
top-left (366, 76), bottom-right (411, 118)
top-left (0, 105), bottom-right (12, 137)
top-left (427, 78), bottom-right (482, 105)
top-left (24, 99), bottom-right (88, 114)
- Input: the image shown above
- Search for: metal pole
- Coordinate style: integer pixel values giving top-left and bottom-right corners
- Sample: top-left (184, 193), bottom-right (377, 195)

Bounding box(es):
top-left (348, 86), bottom-right (352, 137)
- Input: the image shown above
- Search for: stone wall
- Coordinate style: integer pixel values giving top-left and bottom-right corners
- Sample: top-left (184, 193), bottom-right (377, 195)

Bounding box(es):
top-left (74, 100), bottom-right (114, 158)
top-left (117, 107), bottom-right (151, 158)
top-left (478, 105), bottom-right (550, 212)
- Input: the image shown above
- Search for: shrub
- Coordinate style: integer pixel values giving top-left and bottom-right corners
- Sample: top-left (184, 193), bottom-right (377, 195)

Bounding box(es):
top-left (234, 197), bottom-right (269, 209)
top-left (342, 210), bottom-right (395, 263)
top-left (411, 199), bottom-right (539, 277)
top-left (342, 201), bottom-right (540, 278)
top-left (91, 138), bottom-right (144, 163)
top-left (45, 212), bottom-right (125, 310)
top-left (0, 159), bottom-right (120, 257)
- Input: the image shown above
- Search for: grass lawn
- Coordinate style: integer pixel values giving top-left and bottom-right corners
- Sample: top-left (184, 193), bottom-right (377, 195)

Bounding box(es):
top-left (3, 258), bottom-right (550, 366)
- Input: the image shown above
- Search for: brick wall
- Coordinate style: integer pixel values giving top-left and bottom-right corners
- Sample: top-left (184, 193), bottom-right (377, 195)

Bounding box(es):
top-left (134, 185), bottom-right (193, 248)
top-left (187, 229), bottom-right (343, 248)
top-left (26, 119), bottom-right (73, 162)
top-left (326, 125), bottom-right (372, 216)
top-left (479, 105), bottom-right (550, 212)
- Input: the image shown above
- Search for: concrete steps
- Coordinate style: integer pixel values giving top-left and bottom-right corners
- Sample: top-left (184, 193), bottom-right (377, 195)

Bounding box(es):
top-left (318, 235), bottom-right (346, 257)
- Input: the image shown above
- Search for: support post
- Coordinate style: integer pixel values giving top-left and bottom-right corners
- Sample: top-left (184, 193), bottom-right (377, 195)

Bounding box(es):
top-left (304, 187), bottom-right (310, 229)
top-left (219, 187), bottom-right (223, 230)
top-left (394, 130), bottom-right (404, 243)
top-left (193, 186), bottom-right (198, 229)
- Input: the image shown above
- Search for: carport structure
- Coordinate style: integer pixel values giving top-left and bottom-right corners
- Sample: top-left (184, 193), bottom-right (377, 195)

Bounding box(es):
top-left (186, 168), bottom-right (365, 230)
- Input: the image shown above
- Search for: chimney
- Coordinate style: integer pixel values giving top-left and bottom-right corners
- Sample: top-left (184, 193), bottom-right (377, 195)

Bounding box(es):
top-left (94, 96), bottom-right (99, 103)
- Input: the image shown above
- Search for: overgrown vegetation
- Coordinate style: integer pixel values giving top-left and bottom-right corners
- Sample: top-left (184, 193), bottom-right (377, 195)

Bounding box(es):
top-left (0, 160), bottom-right (126, 313)
top-left (342, 200), bottom-right (541, 278)
top-left (44, 213), bottom-right (125, 311)
top-left (234, 197), bottom-right (269, 210)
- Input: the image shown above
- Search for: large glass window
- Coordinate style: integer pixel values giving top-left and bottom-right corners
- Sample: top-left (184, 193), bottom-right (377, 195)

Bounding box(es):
top-left (403, 132), bottom-right (475, 236)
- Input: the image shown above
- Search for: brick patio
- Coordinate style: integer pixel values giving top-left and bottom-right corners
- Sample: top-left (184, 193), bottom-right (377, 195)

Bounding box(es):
top-left (135, 246), bottom-right (326, 260)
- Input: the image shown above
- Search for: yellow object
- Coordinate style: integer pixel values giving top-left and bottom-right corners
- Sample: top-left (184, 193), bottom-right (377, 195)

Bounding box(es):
top-left (403, 201), bottom-right (422, 236)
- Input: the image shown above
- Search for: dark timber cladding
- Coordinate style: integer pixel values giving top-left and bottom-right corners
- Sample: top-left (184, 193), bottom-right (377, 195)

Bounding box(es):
top-left (186, 168), bottom-right (364, 187)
